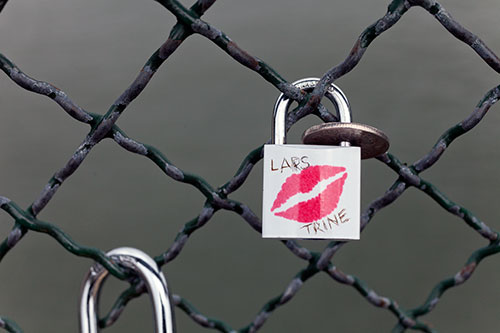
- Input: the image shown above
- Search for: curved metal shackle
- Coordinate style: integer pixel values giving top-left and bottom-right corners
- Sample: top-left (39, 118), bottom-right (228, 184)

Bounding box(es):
top-left (79, 247), bottom-right (176, 333)
top-left (272, 77), bottom-right (352, 144)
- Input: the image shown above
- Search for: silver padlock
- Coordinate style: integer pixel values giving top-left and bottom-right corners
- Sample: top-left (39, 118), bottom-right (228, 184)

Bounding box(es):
top-left (262, 78), bottom-right (389, 239)
top-left (79, 247), bottom-right (176, 333)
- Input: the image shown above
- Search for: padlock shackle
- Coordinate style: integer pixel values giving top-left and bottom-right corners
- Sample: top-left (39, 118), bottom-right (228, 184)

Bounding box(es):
top-left (79, 247), bottom-right (176, 333)
top-left (272, 77), bottom-right (352, 144)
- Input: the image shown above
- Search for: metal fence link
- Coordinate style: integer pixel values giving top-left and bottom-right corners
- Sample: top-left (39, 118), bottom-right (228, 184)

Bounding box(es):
top-left (1, 0), bottom-right (500, 332)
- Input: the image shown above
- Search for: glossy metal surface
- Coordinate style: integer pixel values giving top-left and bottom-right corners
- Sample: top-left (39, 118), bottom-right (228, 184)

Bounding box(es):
top-left (272, 77), bottom-right (352, 145)
top-left (79, 247), bottom-right (176, 333)
top-left (302, 122), bottom-right (390, 159)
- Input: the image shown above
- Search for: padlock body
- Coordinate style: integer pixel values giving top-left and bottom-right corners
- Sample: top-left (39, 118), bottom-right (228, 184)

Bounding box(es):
top-left (263, 144), bottom-right (360, 239)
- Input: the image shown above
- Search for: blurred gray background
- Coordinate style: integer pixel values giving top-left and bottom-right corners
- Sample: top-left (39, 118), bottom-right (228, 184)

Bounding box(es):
top-left (1, 0), bottom-right (500, 331)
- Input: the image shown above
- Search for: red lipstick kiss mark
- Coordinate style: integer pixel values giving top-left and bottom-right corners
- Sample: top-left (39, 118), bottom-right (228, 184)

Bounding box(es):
top-left (271, 165), bottom-right (347, 223)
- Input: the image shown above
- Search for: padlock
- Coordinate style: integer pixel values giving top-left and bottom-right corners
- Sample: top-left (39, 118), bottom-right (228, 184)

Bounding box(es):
top-left (79, 247), bottom-right (176, 333)
top-left (262, 78), bottom-right (389, 239)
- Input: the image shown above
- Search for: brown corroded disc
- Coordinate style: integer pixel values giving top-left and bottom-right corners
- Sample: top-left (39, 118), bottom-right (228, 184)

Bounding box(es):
top-left (302, 122), bottom-right (390, 159)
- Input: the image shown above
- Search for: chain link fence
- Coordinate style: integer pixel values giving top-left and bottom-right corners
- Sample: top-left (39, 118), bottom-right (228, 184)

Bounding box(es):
top-left (1, 0), bottom-right (500, 332)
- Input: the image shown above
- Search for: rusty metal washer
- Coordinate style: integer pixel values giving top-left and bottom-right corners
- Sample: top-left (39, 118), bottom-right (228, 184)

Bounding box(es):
top-left (302, 122), bottom-right (389, 159)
